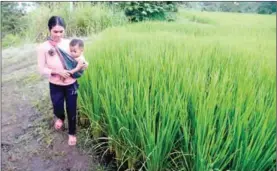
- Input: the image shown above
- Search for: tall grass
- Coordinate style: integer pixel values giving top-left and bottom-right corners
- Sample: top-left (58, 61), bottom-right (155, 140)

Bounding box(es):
top-left (78, 11), bottom-right (276, 170)
top-left (19, 2), bottom-right (127, 43)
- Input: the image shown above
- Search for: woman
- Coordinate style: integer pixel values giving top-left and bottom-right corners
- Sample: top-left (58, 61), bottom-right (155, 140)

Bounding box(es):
top-left (37, 16), bottom-right (87, 146)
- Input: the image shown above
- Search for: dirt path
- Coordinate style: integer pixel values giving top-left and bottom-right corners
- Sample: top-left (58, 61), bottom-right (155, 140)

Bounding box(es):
top-left (2, 43), bottom-right (103, 171)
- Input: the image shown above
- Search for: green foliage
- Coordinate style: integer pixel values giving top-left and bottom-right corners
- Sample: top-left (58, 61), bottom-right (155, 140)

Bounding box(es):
top-left (21, 5), bottom-right (53, 42)
top-left (20, 2), bottom-right (127, 42)
top-left (257, 2), bottom-right (276, 14)
top-left (78, 11), bottom-right (275, 170)
top-left (1, 2), bottom-right (128, 47)
top-left (1, 2), bottom-right (27, 38)
top-left (68, 3), bottom-right (127, 35)
top-left (116, 2), bottom-right (178, 22)
top-left (1, 2), bottom-right (31, 47)
top-left (182, 2), bottom-right (276, 14)
top-left (2, 34), bottom-right (21, 48)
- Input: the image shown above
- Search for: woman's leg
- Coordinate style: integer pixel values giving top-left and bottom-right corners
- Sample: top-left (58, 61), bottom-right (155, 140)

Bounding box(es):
top-left (65, 82), bottom-right (78, 145)
top-left (49, 83), bottom-right (65, 128)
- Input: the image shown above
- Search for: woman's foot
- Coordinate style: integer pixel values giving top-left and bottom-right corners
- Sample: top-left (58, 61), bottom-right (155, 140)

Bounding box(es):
top-left (54, 119), bottom-right (63, 130)
top-left (68, 135), bottom-right (77, 146)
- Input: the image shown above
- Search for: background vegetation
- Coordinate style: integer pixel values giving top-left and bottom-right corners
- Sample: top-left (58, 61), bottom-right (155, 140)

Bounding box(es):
top-left (1, 2), bottom-right (276, 47)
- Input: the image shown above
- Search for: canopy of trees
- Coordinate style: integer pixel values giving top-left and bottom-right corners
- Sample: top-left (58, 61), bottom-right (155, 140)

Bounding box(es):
top-left (182, 2), bottom-right (276, 14)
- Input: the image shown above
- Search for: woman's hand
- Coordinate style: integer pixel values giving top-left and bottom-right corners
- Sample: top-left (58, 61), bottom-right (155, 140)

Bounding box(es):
top-left (58, 70), bottom-right (71, 79)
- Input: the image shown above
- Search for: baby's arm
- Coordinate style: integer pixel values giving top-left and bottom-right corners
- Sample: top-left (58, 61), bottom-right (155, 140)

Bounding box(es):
top-left (79, 55), bottom-right (89, 70)
top-left (69, 58), bottom-right (86, 75)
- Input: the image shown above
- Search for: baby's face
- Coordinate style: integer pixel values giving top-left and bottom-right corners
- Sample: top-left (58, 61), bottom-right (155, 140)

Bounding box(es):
top-left (70, 45), bottom-right (83, 58)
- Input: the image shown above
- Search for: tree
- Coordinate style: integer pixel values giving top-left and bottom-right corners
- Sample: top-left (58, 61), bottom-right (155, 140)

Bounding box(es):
top-left (180, 1), bottom-right (276, 14)
top-left (1, 2), bottom-right (26, 37)
top-left (257, 2), bottom-right (276, 14)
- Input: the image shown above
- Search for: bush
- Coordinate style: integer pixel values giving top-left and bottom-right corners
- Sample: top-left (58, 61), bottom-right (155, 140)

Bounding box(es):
top-left (117, 2), bottom-right (178, 22)
top-left (2, 2), bottom-right (26, 38)
top-left (69, 3), bottom-right (127, 35)
top-left (2, 34), bottom-right (21, 48)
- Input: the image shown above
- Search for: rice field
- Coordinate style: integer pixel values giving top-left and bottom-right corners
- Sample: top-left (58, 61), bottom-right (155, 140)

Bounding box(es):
top-left (78, 10), bottom-right (276, 171)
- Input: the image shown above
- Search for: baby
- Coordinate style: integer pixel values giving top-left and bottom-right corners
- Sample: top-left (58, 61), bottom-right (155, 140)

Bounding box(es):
top-left (61, 38), bottom-right (88, 81)
top-left (69, 38), bottom-right (87, 75)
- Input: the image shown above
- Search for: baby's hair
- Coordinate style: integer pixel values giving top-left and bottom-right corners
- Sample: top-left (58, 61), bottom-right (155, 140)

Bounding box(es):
top-left (70, 39), bottom-right (84, 48)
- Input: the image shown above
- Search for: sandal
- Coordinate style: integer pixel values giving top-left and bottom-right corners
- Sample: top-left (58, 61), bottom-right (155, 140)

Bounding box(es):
top-left (68, 135), bottom-right (77, 146)
top-left (54, 119), bottom-right (63, 130)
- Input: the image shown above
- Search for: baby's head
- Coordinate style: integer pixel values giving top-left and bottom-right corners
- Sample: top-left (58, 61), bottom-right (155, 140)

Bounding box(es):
top-left (69, 39), bottom-right (84, 58)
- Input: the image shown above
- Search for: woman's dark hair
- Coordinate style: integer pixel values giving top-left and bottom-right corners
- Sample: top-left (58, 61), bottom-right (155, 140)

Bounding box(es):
top-left (48, 16), bottom-right (66, 31)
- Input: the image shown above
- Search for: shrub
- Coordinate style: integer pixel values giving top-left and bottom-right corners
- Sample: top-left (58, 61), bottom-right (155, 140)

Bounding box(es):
top-left (2, 34), bottom-right (21, 48)
top-left (116, 2), bottom-right (178, 22)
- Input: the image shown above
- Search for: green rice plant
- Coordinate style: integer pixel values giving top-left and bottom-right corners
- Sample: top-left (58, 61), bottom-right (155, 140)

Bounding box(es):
top-left (78, 10), bottom-right (275, 171)
top-left (179, 11), bottom-right (217, 25)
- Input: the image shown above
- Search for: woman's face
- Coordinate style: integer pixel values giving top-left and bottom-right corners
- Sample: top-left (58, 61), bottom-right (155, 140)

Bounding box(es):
top-left (50, 25), bottom-right (65, 42)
